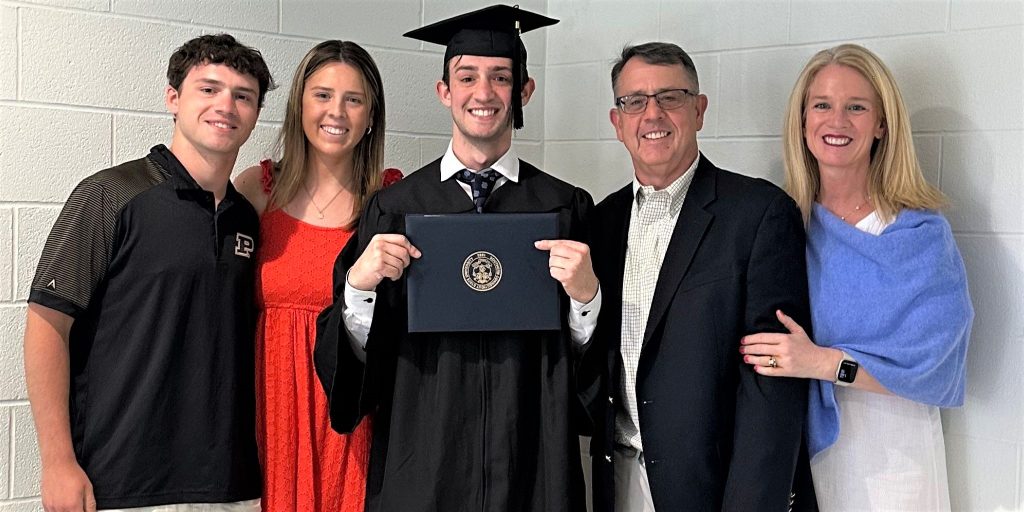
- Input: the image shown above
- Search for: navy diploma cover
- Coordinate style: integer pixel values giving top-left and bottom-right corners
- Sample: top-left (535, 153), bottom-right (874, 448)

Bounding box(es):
top-left (405, 213), bottom-right (560, 332)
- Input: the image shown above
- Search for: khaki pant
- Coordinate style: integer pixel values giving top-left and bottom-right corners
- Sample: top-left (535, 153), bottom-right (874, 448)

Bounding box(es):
top-left (614, 445), bottom-right (657, 512)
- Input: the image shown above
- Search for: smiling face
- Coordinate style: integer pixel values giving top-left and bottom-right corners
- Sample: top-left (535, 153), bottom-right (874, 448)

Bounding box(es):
top-left (166, 62), bottom-right (260, 159)
top-left (437, 55), bottom-right (534, 155)
top-left (610, 58), bottom-right (707, 188)
top-left (301, 61), bottom-right (371, 163)
top-left (803, 64), bottom-right (886, 176)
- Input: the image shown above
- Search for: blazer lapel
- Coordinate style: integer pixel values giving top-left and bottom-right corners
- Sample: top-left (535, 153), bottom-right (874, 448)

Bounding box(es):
top-left (642, 157), bottom-right (716, 349)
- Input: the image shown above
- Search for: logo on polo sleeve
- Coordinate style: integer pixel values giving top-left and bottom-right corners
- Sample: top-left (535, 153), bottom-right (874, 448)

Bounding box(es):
top-left (234, 233), bottom-right (255, 258)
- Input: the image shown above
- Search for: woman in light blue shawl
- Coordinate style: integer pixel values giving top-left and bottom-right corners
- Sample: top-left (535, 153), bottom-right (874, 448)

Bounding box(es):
top-left (739, 44), bottom-right (972, 511)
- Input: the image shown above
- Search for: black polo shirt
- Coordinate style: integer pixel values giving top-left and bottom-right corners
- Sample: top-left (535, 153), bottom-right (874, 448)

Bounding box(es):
top-left (29, 145), bottom-right (261, 508)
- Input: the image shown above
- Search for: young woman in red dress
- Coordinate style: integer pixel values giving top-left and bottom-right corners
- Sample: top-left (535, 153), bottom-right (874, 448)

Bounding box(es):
top-left (235, 40), bottom-right (400, 512)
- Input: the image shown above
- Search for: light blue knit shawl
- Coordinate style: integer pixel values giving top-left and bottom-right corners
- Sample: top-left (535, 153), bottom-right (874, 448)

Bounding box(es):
top-left (806, 203), bottom-right (973, 458)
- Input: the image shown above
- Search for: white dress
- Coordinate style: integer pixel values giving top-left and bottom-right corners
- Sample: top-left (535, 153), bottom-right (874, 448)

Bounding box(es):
top-left (810, 212), bottom-right (951, 512)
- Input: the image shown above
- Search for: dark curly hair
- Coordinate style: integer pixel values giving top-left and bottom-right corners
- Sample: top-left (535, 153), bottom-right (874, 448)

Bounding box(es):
top-left (167, 34), bottom-right (276, 108)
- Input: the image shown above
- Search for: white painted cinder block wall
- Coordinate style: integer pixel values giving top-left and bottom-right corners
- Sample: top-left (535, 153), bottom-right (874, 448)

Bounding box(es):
top-left (0, 0), bottom-right (1020, 510)
top-left (544, 0), bottom-right (1024, 510)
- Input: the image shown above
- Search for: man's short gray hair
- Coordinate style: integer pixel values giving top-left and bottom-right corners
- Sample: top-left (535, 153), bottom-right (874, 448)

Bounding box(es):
top-left (610, 42), bottom-right (699, 94)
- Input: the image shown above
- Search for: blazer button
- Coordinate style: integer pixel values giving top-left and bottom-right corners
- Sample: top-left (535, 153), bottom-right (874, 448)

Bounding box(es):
top-left (605, 455), bottom-right (612, 463)
top-left (607, 396), bottom-right (614, 404)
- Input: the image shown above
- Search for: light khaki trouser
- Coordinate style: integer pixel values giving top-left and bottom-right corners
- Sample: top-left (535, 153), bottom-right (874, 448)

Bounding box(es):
top-left (614, 444), bottom-right (657, 512)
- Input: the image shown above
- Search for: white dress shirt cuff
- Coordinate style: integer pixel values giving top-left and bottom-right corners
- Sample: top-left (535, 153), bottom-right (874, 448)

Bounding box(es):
top-left (342, 270), bottom-right (376, 359)
top-left (569, 285), bottom-right (601, 346)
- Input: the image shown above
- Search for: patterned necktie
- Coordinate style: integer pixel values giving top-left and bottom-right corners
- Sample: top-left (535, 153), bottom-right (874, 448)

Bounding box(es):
top-left (455, 168), bottom-right (500, 213)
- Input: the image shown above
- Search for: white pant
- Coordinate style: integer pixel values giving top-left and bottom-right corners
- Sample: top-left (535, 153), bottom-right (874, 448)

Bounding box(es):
top-left (101, 498), bottom-right (260, 512)
top-left (614, 445), bottom-right (657, 512)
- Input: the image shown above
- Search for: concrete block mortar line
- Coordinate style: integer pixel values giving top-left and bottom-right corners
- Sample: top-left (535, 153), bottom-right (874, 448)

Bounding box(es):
top-left (951, 20), bottom-right (1024, 33)
top-left (771, 30), bottom-right (952, 55)
top-left (0, 202), bottom-right (61, 208)
top-left (952, 230), bottom-right (1024, 237)
top-left (5, 405), bottom-right (11, 499)
top-left (656, 0), bottom-right (662, 40)
top-left (15, 5), bottom-right (20, 101)
top-left (0, 0), bottom-right (430, 53)
top-left (10, 207), bottom-right (16, 304)
top-left (0, 497), bottom-right (43, 507)
top-left (0, 0), bottom-right (339, 47)
top-left (0, 0), bottom-right (104, 14)
top-left (5, 208), bottom-right (11, 301)
top-left (787, 0), bottom-right (793, 44)
top-left (945, 0), bottom-right (952, 33)
top-left (545, 26), bottom-right (984, 68)
top-left (0, 98), bottom-right (175, 117)
top-left (109, 115), bottom-right (114, 168)
top-left (713, 52), bottom-right (721, 135)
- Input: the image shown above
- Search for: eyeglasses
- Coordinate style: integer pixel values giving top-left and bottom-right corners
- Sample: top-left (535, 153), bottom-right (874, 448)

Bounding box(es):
top-left (614, 88), bottom-right (697, 114)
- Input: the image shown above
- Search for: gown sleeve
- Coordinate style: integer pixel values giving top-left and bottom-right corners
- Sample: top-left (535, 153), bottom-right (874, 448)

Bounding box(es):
top-left (315, 193), bottom-right (386, 433)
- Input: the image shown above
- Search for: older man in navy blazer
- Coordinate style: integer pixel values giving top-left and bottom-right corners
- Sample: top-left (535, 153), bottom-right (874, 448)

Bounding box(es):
top-left (581, 42), bottom-right (814, 511)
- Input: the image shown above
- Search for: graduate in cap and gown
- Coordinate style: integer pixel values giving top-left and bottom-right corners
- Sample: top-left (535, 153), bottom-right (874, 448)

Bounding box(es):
top-left (314, 5), bottom-right (600, 511)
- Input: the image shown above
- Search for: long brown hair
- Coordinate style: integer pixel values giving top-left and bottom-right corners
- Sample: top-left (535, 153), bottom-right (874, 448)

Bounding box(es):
top-left (782, 43), bottom-right (945, 224)
top-left (268, 40), bottom-right (386, 229)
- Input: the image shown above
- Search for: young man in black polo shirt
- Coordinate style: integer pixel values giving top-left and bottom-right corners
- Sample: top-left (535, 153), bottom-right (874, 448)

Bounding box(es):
top-left (24, 34), bottom-right (274, 511)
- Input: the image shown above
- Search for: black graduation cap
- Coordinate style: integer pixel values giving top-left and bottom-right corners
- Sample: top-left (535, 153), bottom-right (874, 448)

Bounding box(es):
top-left (404, 4), bottom-right (558, 130)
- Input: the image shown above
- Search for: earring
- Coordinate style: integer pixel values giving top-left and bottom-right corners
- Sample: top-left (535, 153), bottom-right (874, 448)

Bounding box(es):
top-left (367, 126), bottom-right (372, 135)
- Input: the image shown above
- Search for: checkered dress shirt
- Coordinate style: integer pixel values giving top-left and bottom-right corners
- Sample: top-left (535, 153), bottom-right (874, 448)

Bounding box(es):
top-left (616, 160), bottom-right (697, 451)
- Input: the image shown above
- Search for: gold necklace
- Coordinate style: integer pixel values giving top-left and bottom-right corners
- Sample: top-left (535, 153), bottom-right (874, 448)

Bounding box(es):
top-left (840, 194), bottom-right (871, 221)
top-left (303, 182), bottom-right (344, 219)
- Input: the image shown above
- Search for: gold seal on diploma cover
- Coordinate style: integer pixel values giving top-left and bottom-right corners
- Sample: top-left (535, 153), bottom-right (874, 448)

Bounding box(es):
top-left (462, 251), bottom-right (503, 292)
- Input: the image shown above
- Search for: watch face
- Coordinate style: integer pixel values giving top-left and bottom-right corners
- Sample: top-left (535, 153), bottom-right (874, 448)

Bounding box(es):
top-left (837, 360), bottom-right (859, 383)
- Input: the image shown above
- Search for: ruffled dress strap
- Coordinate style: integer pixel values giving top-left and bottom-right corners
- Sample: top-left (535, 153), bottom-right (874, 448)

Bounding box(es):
top-left (383, 168), bottom-right (403, 188)
top-left (260, 159), bottom-right (275, 195)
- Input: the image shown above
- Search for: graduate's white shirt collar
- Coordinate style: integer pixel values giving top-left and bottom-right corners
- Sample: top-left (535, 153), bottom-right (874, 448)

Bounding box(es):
top-left (439, 141), bottom-right (520, 183)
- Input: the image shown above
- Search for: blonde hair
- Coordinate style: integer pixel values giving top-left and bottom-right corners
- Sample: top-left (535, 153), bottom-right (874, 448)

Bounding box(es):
top-left (268, 40), bottom-right (386, 229)
top-left (782, 43), bottom-right (945, 224)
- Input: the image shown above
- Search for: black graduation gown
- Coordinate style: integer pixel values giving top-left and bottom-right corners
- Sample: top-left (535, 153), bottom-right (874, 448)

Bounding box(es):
top-left (315, 158), bottom-right (593, 512)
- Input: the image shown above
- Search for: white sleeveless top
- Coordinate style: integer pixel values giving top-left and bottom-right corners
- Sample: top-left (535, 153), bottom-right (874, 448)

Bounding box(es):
top-left (810, 211), bottom-right (951, 512)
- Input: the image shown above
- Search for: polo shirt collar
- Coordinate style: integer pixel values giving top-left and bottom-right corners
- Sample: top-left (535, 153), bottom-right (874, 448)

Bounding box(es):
top-left (149, 144), bottom-right (202, 191)
top-left (148, 144), bottom-right (243, 205)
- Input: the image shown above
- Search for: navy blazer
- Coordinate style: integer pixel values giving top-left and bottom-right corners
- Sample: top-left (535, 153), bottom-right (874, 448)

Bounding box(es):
top-left (581, 155), bottom-right (814, 511)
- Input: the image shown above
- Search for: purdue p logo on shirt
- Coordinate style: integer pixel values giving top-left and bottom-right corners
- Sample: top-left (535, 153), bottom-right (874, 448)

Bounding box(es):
top-left (235, 233), bottom-right (255, 258)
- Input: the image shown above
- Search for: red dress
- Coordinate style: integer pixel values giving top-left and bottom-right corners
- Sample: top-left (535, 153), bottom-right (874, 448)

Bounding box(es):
top-left (255, 161), bottom-right (401, 512)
